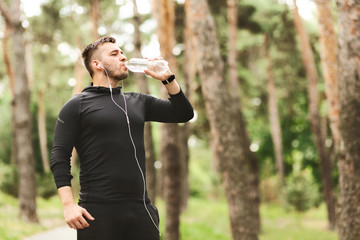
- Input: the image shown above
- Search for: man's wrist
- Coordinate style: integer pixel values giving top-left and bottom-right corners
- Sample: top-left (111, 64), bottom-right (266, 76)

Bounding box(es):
top-left (164, 80), bottom-right (181, 95)
top-left (162, 74), bottom-right (175, 85)
top-left (58, 186), bottom-right (76, 207)
top-left (62, 200), bottom-right (76, 207)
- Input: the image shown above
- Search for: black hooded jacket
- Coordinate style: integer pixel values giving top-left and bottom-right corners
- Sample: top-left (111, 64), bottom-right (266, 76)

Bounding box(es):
top-left (50, 84), bottom-right (193, 203)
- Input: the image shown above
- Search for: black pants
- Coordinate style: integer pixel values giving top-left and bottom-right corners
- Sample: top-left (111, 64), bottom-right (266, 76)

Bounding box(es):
top-left (77, 201), bottom-right (160, 240)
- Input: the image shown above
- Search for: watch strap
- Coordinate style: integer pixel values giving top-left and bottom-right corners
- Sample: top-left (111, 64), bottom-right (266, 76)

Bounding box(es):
top-left (162, 74), bottom-right (175, 85)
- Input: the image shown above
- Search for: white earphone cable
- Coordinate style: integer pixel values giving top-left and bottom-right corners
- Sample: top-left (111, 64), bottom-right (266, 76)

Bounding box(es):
top-left (102, 67), bottom-right (161, 236)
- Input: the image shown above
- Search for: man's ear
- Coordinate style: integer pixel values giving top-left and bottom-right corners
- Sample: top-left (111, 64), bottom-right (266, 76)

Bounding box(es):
top-left (92, 60), bottom-right (102, 70)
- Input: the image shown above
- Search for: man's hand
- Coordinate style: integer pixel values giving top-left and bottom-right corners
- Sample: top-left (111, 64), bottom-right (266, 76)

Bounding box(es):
top-left (63, 203), bottom-right (94, 230)
top-left (143, 57), bottom-right (173, 81)
top-left (57, 186), bottom-right (94, 230)
top-left (144, 57), bottom-right (181, 95)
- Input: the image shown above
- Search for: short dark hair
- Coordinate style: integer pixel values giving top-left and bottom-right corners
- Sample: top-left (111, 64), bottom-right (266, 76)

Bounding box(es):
top-left (82, 36), bottom-right (116, 77)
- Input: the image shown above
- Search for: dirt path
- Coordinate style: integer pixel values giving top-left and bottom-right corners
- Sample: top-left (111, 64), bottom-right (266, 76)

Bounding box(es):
top-left (23, 226), bottom-right (76, 240)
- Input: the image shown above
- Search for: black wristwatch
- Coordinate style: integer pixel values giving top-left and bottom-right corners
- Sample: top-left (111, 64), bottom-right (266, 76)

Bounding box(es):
top-left (162, 74), bottom-right (175, 85)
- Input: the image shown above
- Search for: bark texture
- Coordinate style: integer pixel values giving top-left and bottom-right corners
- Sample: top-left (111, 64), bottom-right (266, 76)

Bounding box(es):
top-left (90, 0), bottom-right (100, 41)
top-left (264, 35), bottom-right (285, 185)
top-left (181, 7), bottom-right (198, 211)
top-left (37, 90), bottom-right (50, 172)
top-left (315, 0), bottom-right (340, 151)
top-left (133, 0), bottom-right (157, 203)
top-left (2, 23), bottom-right (17, 165)
top-left (227, 0), bottom-right (261, 232)
top-left (72, 36), bottom-right (86, 96)
top-left (152, 0), bottom-right (184, 239)
top-left (0, 0), bottom-right (38, 223)
top-left (336, 1), bottom-right (360, 239)
top-left (293, 0), bottom-right (336, 230)
top-left (186, 0), bottom-right (259, 239)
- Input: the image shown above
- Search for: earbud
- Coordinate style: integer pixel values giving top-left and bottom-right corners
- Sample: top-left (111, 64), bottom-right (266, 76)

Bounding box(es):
top-left (95, 60), bottom-right (105, 70)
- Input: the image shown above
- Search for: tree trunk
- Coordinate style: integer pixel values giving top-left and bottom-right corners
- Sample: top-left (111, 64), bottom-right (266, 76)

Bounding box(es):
top-left (13, 8), bottom-right (39, 224)
top-left (143, 123), bottom-right (157, 204)
top-left (90, 0), bottom-right (100, 41)
top-left (37, 90), bottom-right (50, 172)
top-left (186, 0), bottom-right (258, 239)
top-left (227, 0), bottom-right (261, 233)
top-left (179, 124), bottom-right (190, 211)
top-left (26, 35), bottom-right (34, 89)
top-left (132, 0), bottom-right (157, 204)
top-left (264, 35), bottom-right (285, 185)
top-left (336, 1), bottom-right (360, 239)
top-left (2, 23), bottom-right (17, 165)
top-left (152, 0), bottom-right (184, 239)
top-left (3, 24), bottom-right (14, 92)
top-left (70, 57), bottom-right (82, 166)
top-left (180, 4), bottom-right (199, 212)
top-left (27, 33), bottom-right (50, 173)
top-left (72, 36), bottom-right (86, 96)
top-left (0, 0), bottom-right (38, 223)
top-left (69, 9), bottom-right (88, 166)
top-left (292, 0), bottom-right (336, 230)
top-left (314, 0), bottom-right (340, 151)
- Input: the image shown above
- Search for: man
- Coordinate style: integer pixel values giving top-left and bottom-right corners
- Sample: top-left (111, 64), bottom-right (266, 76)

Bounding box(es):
top-left (50, 36), bottom-right (193, 240)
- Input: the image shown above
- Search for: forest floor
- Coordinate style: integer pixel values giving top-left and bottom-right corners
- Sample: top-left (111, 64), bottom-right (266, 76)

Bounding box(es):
top-left (0, 191), bottom-right (337, 240)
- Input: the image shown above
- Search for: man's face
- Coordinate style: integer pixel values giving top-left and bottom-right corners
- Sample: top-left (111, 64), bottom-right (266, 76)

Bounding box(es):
top-left (96, 42), bottom-right (129, 81)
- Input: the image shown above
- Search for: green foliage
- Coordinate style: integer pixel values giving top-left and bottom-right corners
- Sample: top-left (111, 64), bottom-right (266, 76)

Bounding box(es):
top-left (260, 160), bottom-right (285, 205)
top-left (30, 102), bottom-right (58, 173)
top-left (36, 172), bottom-right (57, 199)
top-left (188, 138), bottom-right (223, 199)
top-left (0, 164), bottom-right (18, 198)
top-left (0, 89), bottom-right (12, 165)
top-left (31, 0), bottom-right (63, 43)
top-left (220, 0), bottom-right (331, 194)
top-left (284, 169), bottom-right (321, 212)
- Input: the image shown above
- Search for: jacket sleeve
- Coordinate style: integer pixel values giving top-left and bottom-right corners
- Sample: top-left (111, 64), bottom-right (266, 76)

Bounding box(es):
top-left (50, 95), bottom-right (81, 189)
top-left (144, 89), bottom-right (194, 123)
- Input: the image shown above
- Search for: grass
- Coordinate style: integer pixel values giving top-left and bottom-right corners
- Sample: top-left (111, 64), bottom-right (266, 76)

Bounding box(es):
top-left (260, 204), bottom-right (337, 240)
top-left (181, 198), bottom-right (231, 240)
top-left (0, 191), bottom-right (338, 240)
top-left (156, 197), bottom-right (232, 240)
top-left (0, 192), bottom-right (63, 240)
top-left (156, 197), bottom-right (337, 240)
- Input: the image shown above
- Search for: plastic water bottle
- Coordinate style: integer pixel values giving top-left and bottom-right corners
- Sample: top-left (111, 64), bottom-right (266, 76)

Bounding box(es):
top-left (125, 58), bottom-right (169, 74)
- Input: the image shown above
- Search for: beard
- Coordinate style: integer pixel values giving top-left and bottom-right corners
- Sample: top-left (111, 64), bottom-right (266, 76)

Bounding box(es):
top-left (104, 64), bottom-right (129, 81)
top-left (113, 71), bottom-right (129, 81)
